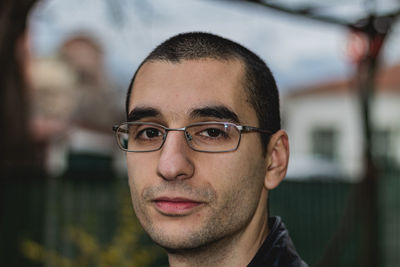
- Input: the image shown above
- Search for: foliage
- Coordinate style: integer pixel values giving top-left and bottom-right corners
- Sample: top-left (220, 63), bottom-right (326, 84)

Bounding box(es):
top-left (20, 190), bottom-right (166, 267)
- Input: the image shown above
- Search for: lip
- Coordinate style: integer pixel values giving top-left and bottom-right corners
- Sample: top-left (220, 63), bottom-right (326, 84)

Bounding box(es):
top-left (153, 197), bottom-right (204, 215)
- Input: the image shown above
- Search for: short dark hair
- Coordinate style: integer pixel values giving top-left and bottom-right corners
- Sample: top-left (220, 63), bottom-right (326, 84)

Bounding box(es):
top-left (126, 32), bottom-right (280, 150)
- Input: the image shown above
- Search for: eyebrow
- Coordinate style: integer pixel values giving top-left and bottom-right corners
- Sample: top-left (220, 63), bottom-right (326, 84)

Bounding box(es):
top-left (189, 105), bottom-right (240, 123)
top-left (127, 107), bottom-right (160, 122)
top-left (127, 105), bottom-right (240, 124)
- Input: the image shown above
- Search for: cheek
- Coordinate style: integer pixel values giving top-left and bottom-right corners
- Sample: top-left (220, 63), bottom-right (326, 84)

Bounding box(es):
top-left (197, 148), bottom-right (266, 197)
top-left (127, 154), bottom-right (157, 184)
top-left (199, 140), bottom-right (265, 179)
top-left (126, 154), bottom-right (158, 211)
top-left (126, 154), bottom-right (155, 223)
top-left (197, 152), bottom-right (267, 230)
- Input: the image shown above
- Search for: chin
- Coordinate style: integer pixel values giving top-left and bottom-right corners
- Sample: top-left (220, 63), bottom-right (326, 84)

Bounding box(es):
top-left (145, 227), bottom-right (214, 253)
top-left (153, 237), bottom-right (212, 254)
top-left (146, 223), bottom-right (228, 255)
top-left (149, 232), bottom-right (198, 250)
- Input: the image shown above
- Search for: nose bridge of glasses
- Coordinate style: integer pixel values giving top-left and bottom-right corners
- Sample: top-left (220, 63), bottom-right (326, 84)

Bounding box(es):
top-left (164, 127), bottom-right (192, 141)
top-left (161, 127), bottom-right (194, 151)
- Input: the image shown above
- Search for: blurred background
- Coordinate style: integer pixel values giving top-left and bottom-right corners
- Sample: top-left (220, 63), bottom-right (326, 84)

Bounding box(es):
top-left (1, 0), bottom-right (399, 266)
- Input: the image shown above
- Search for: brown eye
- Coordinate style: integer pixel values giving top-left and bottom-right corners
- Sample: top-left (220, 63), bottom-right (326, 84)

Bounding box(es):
top-left (198, 127), bottom-right (229, 139)
top-left (205, 128), bottom-right (223, 138)
top-left (137, 128), bottom-right (163, 139)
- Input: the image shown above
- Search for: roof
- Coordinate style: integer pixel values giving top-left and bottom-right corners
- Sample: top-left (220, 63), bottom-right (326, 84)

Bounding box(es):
top-left (287, 63), bottom-right (400, 98)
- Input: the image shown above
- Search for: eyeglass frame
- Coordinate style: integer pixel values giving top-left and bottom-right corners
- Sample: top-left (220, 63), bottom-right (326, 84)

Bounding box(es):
top-left (112, 121), bottom-right (272, 153)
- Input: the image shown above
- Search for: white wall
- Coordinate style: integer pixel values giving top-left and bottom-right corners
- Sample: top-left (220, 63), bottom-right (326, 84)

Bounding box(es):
top-left (283, 91), bottom-right (399, 180)
top-left (372, 93), bottom-right (400, 165)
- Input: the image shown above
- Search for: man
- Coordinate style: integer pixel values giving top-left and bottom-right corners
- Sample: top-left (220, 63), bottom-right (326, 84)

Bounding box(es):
top-left (113, 32), bottom-right (307, 266)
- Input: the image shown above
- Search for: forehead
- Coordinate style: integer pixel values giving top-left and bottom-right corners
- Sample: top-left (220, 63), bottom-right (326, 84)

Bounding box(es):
top-left (129, 59), bottom-right (256, 124)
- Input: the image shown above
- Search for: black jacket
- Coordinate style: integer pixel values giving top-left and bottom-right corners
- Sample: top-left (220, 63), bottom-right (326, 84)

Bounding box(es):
top-left (247, 216), bottom-right (308, 267)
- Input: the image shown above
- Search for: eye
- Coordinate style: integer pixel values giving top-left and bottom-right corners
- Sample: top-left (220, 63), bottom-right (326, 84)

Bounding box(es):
top-left (199, 127), bottom-right (227, 138)
top-left (137, 127), bottom-right (163, 139)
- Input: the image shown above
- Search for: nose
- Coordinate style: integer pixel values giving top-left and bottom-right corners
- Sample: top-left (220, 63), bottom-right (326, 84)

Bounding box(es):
top-left (156, 130), bottom-right (194, 181)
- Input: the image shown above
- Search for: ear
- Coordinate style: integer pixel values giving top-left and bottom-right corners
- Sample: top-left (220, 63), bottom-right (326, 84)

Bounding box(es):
top-left (264, 130), bottom-right (289, 190)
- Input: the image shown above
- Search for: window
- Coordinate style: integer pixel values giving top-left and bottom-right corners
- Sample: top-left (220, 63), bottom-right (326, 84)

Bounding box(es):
top-left (372, 129), bottom-right (393, 168)
top-left (312, 128), bottom-right (338, 161)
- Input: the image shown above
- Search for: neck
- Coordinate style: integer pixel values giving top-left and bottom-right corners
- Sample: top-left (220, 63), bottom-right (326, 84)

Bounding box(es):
top-left (167, 194), bottom-right (270, 267)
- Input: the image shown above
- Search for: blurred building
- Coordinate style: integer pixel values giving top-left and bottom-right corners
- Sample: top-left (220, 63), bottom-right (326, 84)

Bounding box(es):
top-left (31, 35), bottom-right (125, 178)
top-left (283, 64), bottom-right (400, 181)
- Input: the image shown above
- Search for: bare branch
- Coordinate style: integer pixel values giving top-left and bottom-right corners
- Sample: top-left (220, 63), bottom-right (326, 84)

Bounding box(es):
top-left (241, 0), bottom-right (400, 29)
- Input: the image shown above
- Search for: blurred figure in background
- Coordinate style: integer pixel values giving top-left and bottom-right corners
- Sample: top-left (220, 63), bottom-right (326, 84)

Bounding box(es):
top-left (31, 35), bottom-right (122, 178)
top-left (0, 0), bottom-right (122, 179)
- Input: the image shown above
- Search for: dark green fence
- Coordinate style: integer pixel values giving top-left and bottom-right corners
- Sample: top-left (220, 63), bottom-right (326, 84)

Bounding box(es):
top-left (270, 180), bottom-right (353, 266)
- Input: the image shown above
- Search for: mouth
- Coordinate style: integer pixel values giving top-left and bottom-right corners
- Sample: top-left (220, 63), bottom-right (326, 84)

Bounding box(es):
top-left (153, 197), bottom-right (204, 216)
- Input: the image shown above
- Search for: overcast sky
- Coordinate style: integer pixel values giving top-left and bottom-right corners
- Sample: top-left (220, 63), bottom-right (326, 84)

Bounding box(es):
top-left (29, 0), bottom-right (400, 93)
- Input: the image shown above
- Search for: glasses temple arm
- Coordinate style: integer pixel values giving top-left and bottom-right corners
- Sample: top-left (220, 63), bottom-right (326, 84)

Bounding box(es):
top-left (241, 126), bottom-right (272, 135)
top-left (113, 125), bottom-right (129, 134)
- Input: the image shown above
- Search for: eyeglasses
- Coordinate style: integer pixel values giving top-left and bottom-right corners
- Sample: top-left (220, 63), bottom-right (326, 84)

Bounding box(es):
top-left (112, 122), bottom-right (271, 153)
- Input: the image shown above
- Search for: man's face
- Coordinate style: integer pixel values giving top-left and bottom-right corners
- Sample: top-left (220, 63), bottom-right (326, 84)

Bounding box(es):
top-left (127, 58), bottom-right (269, 251)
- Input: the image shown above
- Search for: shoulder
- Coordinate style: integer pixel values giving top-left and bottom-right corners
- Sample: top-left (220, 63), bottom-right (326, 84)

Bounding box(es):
top-left (248, 216), bottom-right (308, 267)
